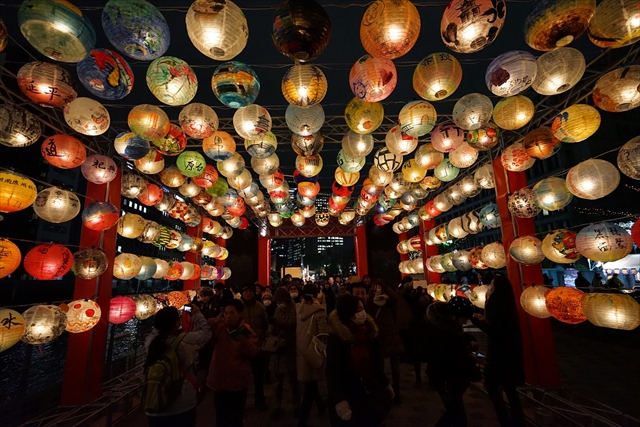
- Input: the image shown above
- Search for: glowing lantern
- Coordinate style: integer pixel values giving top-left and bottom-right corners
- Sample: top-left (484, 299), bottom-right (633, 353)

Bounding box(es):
top-left (102, 0), bottom-right (169, 61)
top-left (428, 256), bottom-right (446, 274)
top-left (349, 54), bottom-right (397, 102)
top-left (545, 287), bottom-right (587, 324)
top-left (82, 202), bottom-right (119, 231)
top-left (593, 66), bottom-right (640, 113)
top-left (502, 142), bottom-right (535, 172)
top-left (282, 65), bottom-right (327, 108)
top-left (72, 247), bottom-right (108, 280)
top-left (368, 167), bottom-right (393, 188)
top-left (175, 151), bottom-right (206, 178)
top-left (234, 104), bottom-right (272, 140)
top-left (412, 145), bottom-right (443, 172)
top-left (0, 239), bottom-right (21, 279)
top-left (383, 126), bottom-right (416, 157)
top-left (582, 294), bottom-right (640, 330)
top-left (467, 123), bottom-right (500, 152)
top-left (0, 105), bottom-right (42, 148)
top-left (178, 103), bottom-right (218, 139)
top-left (576, 222), bottom-right (633, 262)
top-left (17, 62), bottom-right (77, 108)
top-left (478, 203), bottom-right (500, 228)
top-left (508, 189), bottom-right (541, 219)
top-left (252, 153), bottom-right (279, 176)
top-left (337, 150), bottom-right (365, 173)
top-left (150, 126), bottom-right (186, 158)
top-left (469, 285), bottom-right (489, 309)
top-left (523, 127), bottom-right (561, 160)
top-left (449, 251), bottom-right (471, 272)
top-left (113, 253), bottom-right (142, 280)
top-left (65, 299), bottom-right (101, 333)
top-left (0, 308), bottom-right (26, 352)
top-left (459, 175), bottom-right (481, 197)
top-left (532, 177), bottom-right (573, 211)
top-left (532, 47), bottom-right (586, 95)
top-left (138, 184), bottom-right (163, 207)
top-left (24, 243), bottom-right (72, 280)
top-left (203, 131), bottom-right (236, 161)
top-left (272, 0), bottom-right (331, 61)
top-left (32, 187), bottom-right (80, 224)
top-left (128, 104), bottom-right (170, 141)
top-left (398, 101), bottom-right (437, 138)
top-left (134, 294), bottom-right (156, 321)
top-left (463, 211), bottom-right (485, 235)
top-left (566, 159), bottom-right (619, 200)
top-left (41, 135), bottom-right (86, 169)
top-left (400, 159), bottom-right (426, 183)
top-left (109, 296), bottom-right (136, 324)
top-left (524, 0), bottom-right (595, 50)
top-left (77, 49), bottom-right (133, 101)
top-left (509, 236), bottom-right (545, 265)
top-left (441, 0), bottom-right (506, 53)
top-left (588, 0), bottom-right (640, 48)
top-left (296, 154), bottom-right (323, 177)
top-left (618, 136), bottom-right (640, 179)
top-left (452, 93), bottom-right (493, 131)
top-left (245, 132), bottom-right (277, 159)
top-left (211, 62), bottom-right (259, 109)
top-left (344, 98), bottom-right (384, 135)
top-left (520, 285), bottom-right (551, 318)
top-left (152, 259), bottom-right (170, 279)
top-left (552, 104), bottom-right (601, 143)
top-left (186, 0), bottom-right (247, 60)
top-left (447, 217), bottom-right (468, 239)
top-left (147, 56), bottom-right (197, 106)
top-left (116, 213), bottom-right (146, 239)
top-left (333, 169), bottom-right (358, 188)
top-left (20, 305), bottom-right (67, 345)
top-left (135, 149), bottom-right (165, 175)
top-left (228, 169), bottom-right (253, 191)
top-left (542, 229), bottom-right (581, 264)
top-left (64, 97), bottom-right (110, 136)
top-left (468, 247), bottom-right (488, 269)
top-left (291, 212), bottom-right (306, 227)
top-left (481, 242), bottom-right (506, 269)
top-left (121, 173), bottom-right (147, 199)
top-left (449, 142), bottom-right (478, 169)
top-left (217, 153), bottom-right (245, 179)
top-left (434, 159), bottom-right (459, 182)
top-left (486, 51), bottom-right (537, 97)
top-left (268, 212), bottom-right (283, 227)
top-left (179, 262), bottom-right (195, 281)
top-left (114, 132), bottom-right (150, 160)
top-left (413, 52), bottom-right (462, 101)
top-left (360, 0), bottom-right (420, 59)
top-left (286, 105), bottom-right (324, 137)
top-left (159, 166), bottom-right (187, 188)
top-left (373, 147), bottom-right (401, 173)
top-left (18, 0), bottom-right (95, 62)
top-left (165, 262), bottom-right (185, 281)
top-left (492, 96), bottom-right (534, 130)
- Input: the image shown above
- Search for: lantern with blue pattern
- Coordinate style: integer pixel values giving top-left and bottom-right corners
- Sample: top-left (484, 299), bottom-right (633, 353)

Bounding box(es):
top-left (77, 49), bottom-right (134, 100)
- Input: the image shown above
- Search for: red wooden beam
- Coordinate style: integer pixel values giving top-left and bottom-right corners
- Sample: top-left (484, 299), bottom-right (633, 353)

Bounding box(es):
top-left (354, 224), bottom-right (368, 277)
top-left (257, 236), bottom-right (270, 287)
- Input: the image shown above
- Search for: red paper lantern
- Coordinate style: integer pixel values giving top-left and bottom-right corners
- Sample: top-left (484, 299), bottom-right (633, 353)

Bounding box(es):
top-left (138, 183), bottom-right (164, 206)
top-left (192, 164), bottom-right (219, 188)
top-left (41, 135), bottom-right (87, 169)
top-left (332, 181), bottom-right (354, 197)
top-left (425, 200), bottom-right (442, 217)
top-left (545, 287), bottom-right (587, 324)
top-left (188, 264), bottom-right (201, 280)
top-left (108, 296), bottom-right (136, 324)
top-left (238, 217), bottom-right (250, 229)
top-left (632, 220), bottom-right (640, 247)
top-left (165, 261), bottom-right (185, 281)
top-left (82, 201), bottom-right (120, 231)
top-left (227, 202), bottom-right (246, 217)
top-left (298, 181), bottom-right (320, 198)
top-left (24, 243), bottom-right (73, 280)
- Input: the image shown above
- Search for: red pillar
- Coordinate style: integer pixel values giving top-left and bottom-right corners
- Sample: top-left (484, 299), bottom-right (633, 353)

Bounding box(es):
top-left (420, 219), bottom-right (440, 283)
top-left (183, 225), bottom-right (203, 291)
top-left (493, 160), bottom-right (560, 387)
top-left (257, 236), bottom-right (271, 287)
top-left (61, 168), bottom-right (122, 405)
top-left (355, 224), bottom-right (369, 277)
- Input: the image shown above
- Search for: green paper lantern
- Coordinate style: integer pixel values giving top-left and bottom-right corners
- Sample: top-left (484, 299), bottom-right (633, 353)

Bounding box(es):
top-left (176, 151), bottom-right (206, 177)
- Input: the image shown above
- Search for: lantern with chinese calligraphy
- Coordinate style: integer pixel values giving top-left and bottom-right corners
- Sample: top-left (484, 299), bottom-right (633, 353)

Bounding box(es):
top-left (251, 153), bottom-right (279, 176)
top-left (501, 142), bottom-right (535, 172)
top-left (479, 203), bottom-right (501, 228)
top-left (434, 158), bottom-right (459, 182)
top-left (147, 56), bottom-right (197, 106)
top-left (233, 104), bottom-right (272, 140)
top-left (510, 236), bottom-right (545, 265)
top-left (349, 54), bottom-right (397, 102)
top-left (545, 287), bottom-right (586, 324)
top-left (17, 62), bottom-right (77, 108)
top-left (151, 124), bottom-right (187, 157)
top-left (116, 213), bottom-right (146, 239)
top-left (508, 188), bottom-right (541, 219)
top-left (282, 64), bottom-right (327, 107)
top-left (72, 247), bottom-right (108, 280)
top-left (32, 187), bottom-right (81, 224)
top-left (296, 154), bottom-right (323, 178)
top-left (441, 0), bottom-right (506, 53)
top-left (77, 49), bottom-right (133, 100)
top-left (0, 309), bottom-right (26, 352)
top-left (245, 132), bottom-right (277, 159)
top-left (524, 0), bottom-right (595, 51)
top-left (468, 247), bottom-right (488, 269)
top-left (41, 135), bottom-right (86, 169)
top-left (542, 229), bottom-right (581, 264)
top-left (588, 0), bottom-right (640, 49)
top-left (0, 239), bottom-right (21, 279)
top-left (344, 98), bottom-right (384, 135)
top-left (533, 177), bottom-right (573, 211)
top-left (413, 52), bottom-right (462, 101)
top-left (552, 104), bottom-right (601, 143)
top-left (452, 93), bottom-right (493, 131)
top-left (159, 166), bottom-right (187, 188)
top-left (618, 136), bottom-right (640, 179)
top-left (65, 299), bottom-right (101, 333)
top-left (470, 285), bottom-right (490, 309)
top-left (108, 296), bottom-right (136, 324)
top-left (24, 244), bottom-right (73, 280)
top-left (523, 127), bottom-right (561, 160)
top-left (113, 253), bottom-right (142, 280)
top-left (486, 51), bottom-right (537, 97)
top-left (121, 173), bottom-right (147, 199)
top-left (0, 105), bottom-right (42, 148)
top-left (582, 293), bottom-right (640, 330)
top-left (576, 222), bottom-right (633, 262)
top-left (82, 201), bottom-right (119, 231)
top-left (134, 294), bottom-right (156, 321)
top-left (481, 242), bottom-right (506, 269)
top-left (401, 159), bottom-right (427, 183)
top-left (211, 61), bottom-right (259, 108)
top-left (176, 151), bottom-right (207, 178)
top-left (533, 47), bottom-right (586, 95)
top-left (431, 122), bottom-right (464, 153)
top-left (186, 0), bottom-right (247, 61)
top-left (203, 131), bottom-right (236, 161)
top-left (128, 104), bottom-right (170, 141)
top-left (179, 103), bottom-right (218, 139)
top-left (152, 259), bottom-right (170, 279)
top-left (21, 305), bottom-right (67, 345)
top-left (134, 256), bottom-right (157, 281)
top-left (135, 149), bottom-right (164, 175)
top-left (114, 132), bottom-right (150, 161)
top-left (449, 142), bottom-right (478, 169)
top-left (593, 66), bottom-right (640, 113)
top-left (360, 0), bottom-right (420, 59)
top-left (272, 0), bottom-right (331, 61)
top-left (520, 285), bottom-right (551, 318)
top-left (64, 97), bottom-right (110, 136)
top-left (493, 96), bottom-right (535, 130)
top-left (566, 159), bottom-right (619, 200)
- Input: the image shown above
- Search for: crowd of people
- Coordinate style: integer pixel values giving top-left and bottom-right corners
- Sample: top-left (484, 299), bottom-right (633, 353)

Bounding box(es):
top-left (143, 273), bottom-right (527, 427)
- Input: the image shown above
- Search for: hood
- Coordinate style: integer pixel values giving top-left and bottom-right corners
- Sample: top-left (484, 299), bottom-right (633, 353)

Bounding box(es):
top-left (328, 310), bottom-right (378, 343)
top-left (427, 303), bottom-right (463, 336)
top-left (297, 301), bottom-right (325, 321)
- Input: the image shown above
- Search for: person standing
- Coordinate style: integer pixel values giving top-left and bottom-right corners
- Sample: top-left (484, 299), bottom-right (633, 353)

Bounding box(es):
top-left (322, 280), bottom-right (337, 313)
top-left (606, 273), bottom-right (625, 290)
top-left (591, 273), bottom-right (604, 287)
top-left (194, 286), bottom-right (221, 319)
top-left (574, 272), bottom-right (590, 288)
top-left (240, 284), bottom-right (269, 411)
top-left (289, 281), bottom-right (303, 304)
top-left (471, 275), bottom-right (526, 427)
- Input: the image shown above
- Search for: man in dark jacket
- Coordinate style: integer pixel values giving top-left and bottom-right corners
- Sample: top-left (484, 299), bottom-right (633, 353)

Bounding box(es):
top-left (195, 286), bottom-right (221, 319)
top-left (241, 284), bottom-right (269, 411)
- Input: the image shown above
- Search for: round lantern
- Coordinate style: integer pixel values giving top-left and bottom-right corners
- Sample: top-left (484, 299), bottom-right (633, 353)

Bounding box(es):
top-left (413, 52), bottom-right (462, 101)
top-left (203, 131), bottom-right (236, 161)
top-left (272, 0), bottom-right (331, 61)
top-left (113, 253), bottom-right (142, 280)
top-left (441, 253), bottom-right (457, 273)
top-left (588, 0), bottom-right (640, 49)
top-left (532, 47), bottom-right (586, 95)
top-left (211, 61), bottom-right (260, 108)
top-left (24, 243), bottom-right (73, 280)
top-left (552, 104), bottom-right (601, 143)
top-left (156, 193), bottom-right (177, 213)
top-left (385, 125), bottom-right (417, 156)
top-left (186, 0), bottom-right (247, 60)
top-left (532, 177), bottom-right (573, 211)
top-left (128, 104), bottom-right (170, 141)
top-left (134, 294), bottom-right (157, 321)
top-left (479, 203), bottom-right (501, 228)
top-left (449, 142), bottom-right (478, 169)
top-left (233, 104), bottom-right (272, 139)
top-left (459, 175), bottom-right (481, 197)
top-left (618, 136), bottom-right (640, 179)
top-left (102, 0), bottom-right (169, 60)
top-left (481, 242), bottom-right (506, 269)
top-left (452, 250), bottom-right (472, 271)
top-left (468, 247), bottom-right (488, 269)
top-left (32, 187), bottom-right (81, 224)
top-left (337, 133), bottom-right (371, 160)
top-left (147, 56), bottom-right (197, 106)
top-left (542, 229), bottom-right (581, 264)
top-left (398, 101), bottom-right (437, 138)
top-left (151, 124), bottom-right (187, 156)
top-left (593, 66), bottom-right (640, 113)
top-left (441, 0), bottom-right (506, 53)
top-left (217, 153), bottom-right (245, 178)
top-left (245, 132), bottom-right (277, 159)
top-left (152, 259), bottom-right (170, 279)
top-left (431, 122), bottom-right (464, 154)
top-left (290, 133), bottom-right (323, 158)
top-left (252, 153), bottom-right (279, 176)
top-left (368, 166), bottom-right (394, 187)
top-left (344, 98), bottom-right (384, 135)
top-left (349, 55), bottom-right (397, 102)
top-left (582, 294), bottom-right (640, 330)
top-left (372, 147), bottom-right (401, 173)
top-left (192, 165), bottom-right (219, 189)
top-left (510, 236), bottom-right (545, 265)
top-left (360, 0), bottom-right (420, 59)
top-left (282, 64), bottom-right (327, 107)
top-left (502, 142), bottom-right (536, 172)
top-left (0, 105), bottom-right (42, 148)
top-left (109, 296), bottom-right (136, 324)
top-left (334, 169), bottom-right (359, 188)
top-left (268, 212), bottom-right (283, 227)
top-left (179, 262), bottom-right (195, 281)
top-left (291, 212), bottom-right (306, 227)
top-left (17, 62), bottom-right (77, 108)
top-left (523, 127), bottom-right (561, 160)
top-left (286, 105), bottom-right (324, 137)
top-left (64, 98), bottom-right (110, 136)
top-left (20, 305), bottom-right (67, 345)
top-left (401, 159), bottom-right (427, 183)
top-left (82, 201), bottom-right (119, 231)
top-left (493, 96), bottom-right (535, 130)
top-left (77, 49), bottom-right (134, 100)
top-left (470, 285), bottom-right (490, 309)
top-left (463, 211), bottom-right (485, 235)
top-left (337, 150), bottom-right (365, 173)
top-left (222, 267), bottom-right (232, 280)
top-left (65, 299), bottom-right (101, 333)
top-left (295, 154), bottom-right (323, 178)
top-left (447, 217), bottom-right (468, 239)
top-left (520, 285), bottom-right (551, 318)
top-left (135, 149), bottom-right (165, 175)
top-left (545, 287), bottom-right (587, 324)
top-left (0, 308), bottom-right (26, 352)
top-left (0, 239), bottom-right (21, 279)
top-left (228, 170), bottom-right (253, 191)
top-left (176, 151), bottom-right (207, 178)
top-left (114, 132), bottom-right (151, 160)
top-left (524, 0), bottom-right (595, 51)
top-left (452, 94), bottom-right (493, 131)
top-left (72, 247), bottom-right (108, 280)
top-left (159, 166), bottom-right (187, 188)
top-left (18, 0), bottom-right (95, 62)
top-left (467, 123), bottom-right (500, 152)
top-left (434, 159), bottom-right (460, 182)
top-left (41, 135), bottom-right (86, 169)
top-left (413, 144), bottom-right (443, 171)
top-left (121, 173), bottom-right (147, 199)
top-left (138, 184), bottom-right (164, 207)
top-left (566, 159), bottom-right (619, 200)
top-left (116, 213), bottom-right (146, 239)
top-left (428, 256), bottom-right (446, 274)
top-left (486, 51), bottom-right (537, 97)
top-left (179, 103), bottom-right (218, 139)
top-left (508, 188), bottom-right (541, 219)
top-left (576, 222), bottom-right (633, 262)
top-left (163, 229), bottom-right (183, 250)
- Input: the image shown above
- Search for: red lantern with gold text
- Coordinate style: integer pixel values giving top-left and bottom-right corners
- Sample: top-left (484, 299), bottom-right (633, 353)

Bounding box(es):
top-left (193, 164), bottom-right (219, 188)
top-left (41, 135), bottom-right (87, 169)
top-left (24, 243), bottom-right (73, 280)
top-left (138, 183), bottom-right (164, 206)
top-left (109, 296), bottom-right (136, 324)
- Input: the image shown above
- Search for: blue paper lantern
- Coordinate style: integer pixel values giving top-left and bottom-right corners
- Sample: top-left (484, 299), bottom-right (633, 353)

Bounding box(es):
top-left (77, 49), bottom-right (134, 100)
top-left (211, 61), bottom-right (260, 109)
top-left (479, 203), bottom-right (501, 228)
top-left (114, 132), bottom-right (150, 160)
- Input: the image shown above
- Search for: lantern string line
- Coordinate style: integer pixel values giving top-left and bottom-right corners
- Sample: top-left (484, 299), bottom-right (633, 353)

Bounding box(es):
top-left (0, 166), bottom-right (99, 203)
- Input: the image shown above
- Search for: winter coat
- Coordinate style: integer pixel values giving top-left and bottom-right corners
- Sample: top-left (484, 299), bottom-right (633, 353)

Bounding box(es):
top-left (395, 288), bottom-right (413, 331)
top-left (241, 298), bottom-right (268, 344)
top-left (323, 286), bottom-right (337, 313)
top-left (270, 301), bottom-right (297, 374)
top-left (366, 290), bottom-right (404, 356)
top-left (296, 302), bottom-right (328, 381)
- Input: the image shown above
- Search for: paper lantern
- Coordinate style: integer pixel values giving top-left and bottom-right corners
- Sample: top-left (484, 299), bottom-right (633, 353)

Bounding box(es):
top-left (186, 0), bottom-right (247, 61)
top-left (272, 0), bottom-right (331, 61)
top-left (17, 62), bottom-right (77, 108)
top-left (367, 167), bottom-right (392, 188)
top-left (178, 103), bottom-right (218, 139)
top-left (400, 159), bottom-right (426, 183)
top-left (336, 132), bottom-right (371, 161)
top-left (109, 296), bottom-right (136, 324)
top-left (532, 47), bottom-right (586, 95)
top-left (434, 159), bottom-right (459, 182)
top-left (360, 0), bottom-right (420, 59)
top-left (468, 247), bottom-right (488, 269)
top-left (458, 175), bottom-right (481, 197)
top-left (175, 151), bottom-right (206, 178)
top-left (135, 149), bottom-right (165, 175)
top-left (542, 229), bottom-right (581, 264)
top-left (545, 287), bottom-right (587, 324)
top-left (441, 0), bottom-right (506, 53)
top-left (0, 308), bottom-right (26, 352)
top-left (486, 51), bottom-right (537, 97)
top-left (337, 150), bottom-right (365, 173)
top-left (593, 66), bottom-right (640, 113)
top-left (128, 104), bottom-right (170, 141)
top-left (449, 142), bottom-right (478, 169)
top-left (508, 188), bottom-right (541, 219)
top-left (566, 159), bottom-right (619, 200)
top-left (177, 262), bottom-right (194, 281)
top-left (41, 135), bottom-right (86, 169)
top-left (102, 0), bottom-right (169, 60)
top-left (383, 126), bottom-right (416, 157)
top-left (137, 184), bottom-right (163, 207)
top-left (332, 170), bottom-right (358, 189)
top-left (523, 127), bottom-right (561, 160)
top-left (0, 238), bottom-right (21, 280)
top-left (481, 242), bottom-right (506, 269)
top-left (412, 144), bottom-right (443, 172)
top-left (398, 101), bottom-right (437, 138)
top-left (532, 177), bottom-right (573, 211)
top-left (121, 173), bottom-right (147, 199)
top-left (509, 236), bottom-right (545, 265)
top-left (291, 212), bottom-right (306, 227)
top-left (147, 56), bottom-right (197, 106)
top-left (24, 243), bottom-right (73, 280)
top-left (286, 105), bottom-right (324, 137)
top-left (155, 193), bottom-right (177, 213)
top-left (618, 136), bottom-right (640, 179)
top-left (467, 123), bottom-right (500, 152)
top-left (296, 154), bottom-right (323, 177)
top-left (228, 169), bottom-right (253, 191)
top-left (280, 66), bottom-right (327, 110)
top-left (349, 54), bottom-right (397, 102)
top-left (64, 97), bottom-right (110, 136)
top-left (452, 93), bottom-right (493, 131)
top-left (251, 153), bottom-right (279, 176)
top-left (260, 170), bottom-right (284, 190)
top-left (159, 166), bottom-right (187, 188)
top-left (413, 52), bottom-right (462, 101)
top-left (21, 305), bottom-right (67, 345)
top-left (520, 285), bottom-right (551, 318)
top-left (203, 131), bottom-right (236, 161)
top-left (445, 186), bottom-right (467, 206)
top-left (151, 124), bottom-right (187, 157)
top-left (77, 49), bottom-right (134, 100)
top-left (114, 132), bottom-right (150, 161)
top-left (588, 0), bottom-right (640, 48)
top-left (217, 152), bottom-right (245, 178)
top-left (133, 256), bottom-right (157, 280)
top-left (113, 253), bottom-right (142, 280)
top-left (192, 165), bottom-right (218, 189)
top-left (552, 104), bottom-right (601, 143)
top-left (72, 247), bottom-right (108, 280)
top-left (450, 250), bottom-right (471, 272)
top-left (245, 132), bottom-right (277, 159)
top-left (0, 105), bottom-right (42, 148)
top-left (116, 213), bottom-right (145, 239)
top-left (524, 0), bottom-right (595, 50)
top-left (582, 294), bottom-right (640, 330)
top-left (222, 267), bottom-right (232, 280)
top-left (344, 98), bottom-right (384, 135)
top-left (492, 96), bottom-right (534, 130)
top-left (82, 201), bottom-right (119, 231)
top-left (18, 0), bottom-right (95, 63)
top-left (439, 253), bottom-right (457, 273)
top-left (32, 186), bottom-right (80, 224)
top-left (152, 259), bottom-right (170, 279)
top-left (427, 256), bottom-right (446, 274)
top-left (65, 299), bottom-right (101, 333)
top-left (470, 285), bottom-right (490, 309)
top-left (502, 142), bottom-right (535, 172)
top-left (211, 62), bottom-right (259, 109)
top-left (576, 222), bottom-right (633, 262)
top-left (134, 294), bottom-right (157, 321)
top-left (233, 104), bottom-right (272, 139)
top-left (165, 262), bottom-right (185, 281)
top-left (478, 203), bottom-right (500, 228)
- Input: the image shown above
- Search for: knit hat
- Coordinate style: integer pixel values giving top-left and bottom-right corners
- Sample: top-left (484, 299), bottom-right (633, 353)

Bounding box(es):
top-left (303, 283), bottom-right (318, 298)
top-left (274, 287), bottom-right (291, 302)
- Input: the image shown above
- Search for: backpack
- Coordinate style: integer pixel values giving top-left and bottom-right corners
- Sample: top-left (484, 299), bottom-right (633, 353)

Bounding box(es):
top-left (141, 333), bottom-right (187, 413)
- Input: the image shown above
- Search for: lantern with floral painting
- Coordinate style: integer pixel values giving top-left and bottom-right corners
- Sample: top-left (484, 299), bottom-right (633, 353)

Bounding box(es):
top-left (520, 285), bottom-right (551, 318)
top-left (349, 54), bottom-right (397, 102)
top-left (20, 305), bottom-right (67, 345)
top-left (545, 287), bottom-right (586, 324)
top-left (0, 105), bottom-right (42, 148)
top-left (593, 66), bottom-right (640, 113)
top-left (582, 294), bottom-right (640, 330)
top-left (151, 124), bottom-right (187, 157)
top-left (360, 0), bottom-right (421, 59)
top-left (501, 142), bottom-right (535, 172)
top-left (588, 0), bottom-right (640, 49)
top-left (576, 222), bottom-right (633, 263)
top-left (523, 127), bottom-right (561, 160)
top-left (509, 236), bottom-right (545, 265)
top-left (282, 64), bottom-right (327, 107)
top-left (165, 262), bottom-right (185, 281)
top-left (24, 244), bottom-right (73, 280)
top-left (108, 296), bottom-right (136, 324)
top-left (72, 247), bottom-right (108, 280)
top-left (128, 104), bottom-right (170, 141)
top-left (0, 239), bottom-right (21, 279)
top-left (146, 56), bottom-right (197, 106)
top-left (179, 103), bottom-right (218, 139)
top-left (508, 188), bottom-right (541, 219)
top-left (532, 47), bottom-right (586, 95)
top-left (114, 132), bottom-right (151, 161)
top-left (552, 104), bottom-right (601, 143)
top-left (233, 104), bottom-right (272, 140)
top-left (532, 177), bottom-right (573, 211)
top-left (64, 299), bottom-right (101, 333)
top-left (113, 253), bottom-right (142, 280)
top-left (566, 159), bottom-right (619, 200)
top-left (0, 308), bottom-right (26, 352)
top-left (467, 123), bottom-right (500, 152)
top-left (486, 51), bottom-right (537, 97)
top-left (134, 294), bottom-right (157, 321)
top-left (82, 201), bottom-right (119, 231)
top-left (41, 135), bottom-right (86, 169)
top-left (481, 242), bottom-right (506, 269)
top-left (203, 131), bottom-right (236, 161)
top-left (33, 187), bottom-right (81, 224)
top-left (542, 229), bottom-right (581, 264)
top-left (64, 97), bottom-right (110, 136)
top-left (17, 62), bottom-right (77, 108)
top-left (452, 94), bottom-right (493, 131)
top-left (524, 0), bottom-right (595, 51)
top-left (77, 48), bottom-right (133, 101)
top-left (413, 52), bottom-right (462, 101)
top-left (344, 98), bottom-right (384, 135)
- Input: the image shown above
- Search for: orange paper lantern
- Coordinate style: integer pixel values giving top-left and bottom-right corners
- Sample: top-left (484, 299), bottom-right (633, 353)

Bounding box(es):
top-left (0, 238), bottom-right (21, 279)
top-left (360, 0), bottom-right (421, 60)
top-left (41, 134), bottom-right (86, 169)
top-left (545, 287), bottom-right (587, 324)
top-left (24, 243), bottom-right (73, 280)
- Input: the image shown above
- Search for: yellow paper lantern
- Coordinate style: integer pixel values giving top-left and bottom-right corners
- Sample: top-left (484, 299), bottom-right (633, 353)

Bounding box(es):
top-left (545, 287), bottom-right (587, 324)
top-left (21, 305), bottom-right (67, 345)
top-left (0, 309), bottom-right (26, 352)
top-left (296, 154), bottom-right (323, 177)
top-left (0, 171), bottom-right (37, 213)
top-left (449, 141), bottom-right (478, 169)
top-left (63, 97), bottom-right (110, 136)
top-left (523, 127), bottom-right (561, 160)
top-left (509, 236), bottom-right (545, 265)
top-left (414, 143), bottom-right (445, 170)
top-left (542, 229), bottom-right (581, 264)
top-left (160, 166), bottom-right (187, 188)
top-left (0, 105), bottom-right (42, 148)
top-left (368, 166), bottom-right (393, 187)
top-left (576, 222), bottom-right (633, 262)
top-left (360, 0), bottom-right (421, 60)
top-left (481, 242), bottom-right (506, 269)
top-left (282, 64), bottom-right (328, 107)
top-left (128, 104), bottom-right (170, 141)
top-left (593, 65), bottom-right (640, 113)
top-left (228, 169), bottom-right (253, 191)
top-left (452, 93), bottom-right (493, 131)
top-left (532, 47), bottom-right (586, 95)
top-left (65, 299), bottom-right (101, 333)
top-left (441, 0), bottom-right (507, 53)
top-left (291, 212), bottom-right (306, 227)
top-left (113, 253), bottom-right (142, 280)
top-left (33, 187), bottom-right (81, 223)
top-left (551, 104), bottom-right (601, 143)
top-left (582, 294), bottom-right (640, 330)
top-left (566, 159), bottom-right (620, 200)
top-left (398, 101), bottom-right (437, 138)
top-left (134, 294), bottom-right (157, 321)
top-left (520, 286), bottom-right (551, 318)
top-left (401, 159), bottom-right (427, 183)
top-left (492, 96), bottom-right (535, 130)
top-left (413, 52), bottom-right (462, 101)
top-left (117, 213), bottom-right (146, 239)
top-left (588, 0), bottom-right (640, 48)
top-left (251, 153), bottom-right (279, 176)
top-left (524, 0), bottom-right (596, 51)
top-left (470, 285), bottom-right (490, 309)
top-left (344, 98), bottom-right (384, 135)
top-left (135, 149), bottom-right (165, 175)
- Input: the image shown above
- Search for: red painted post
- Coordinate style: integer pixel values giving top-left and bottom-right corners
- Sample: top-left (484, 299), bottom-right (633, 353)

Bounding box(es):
top-left (257, 236), bottom-right (271, 287)
top-left (354, 224), bottom-right (369, 277)
top-left (183, 225), bottom-right (202, 291)
top-left (61, 168), bottom-right (122, 405)
top-left (493, 160), bottom-right (561, 387)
